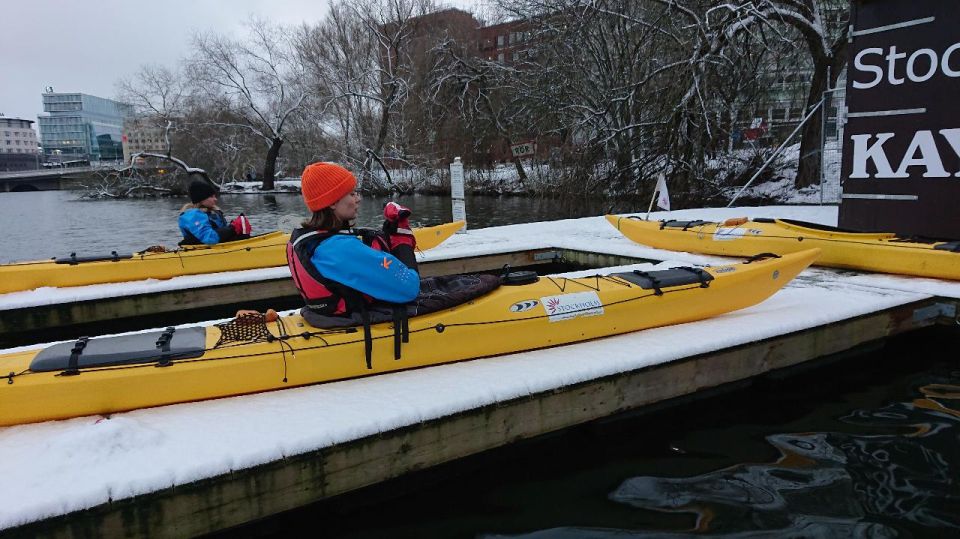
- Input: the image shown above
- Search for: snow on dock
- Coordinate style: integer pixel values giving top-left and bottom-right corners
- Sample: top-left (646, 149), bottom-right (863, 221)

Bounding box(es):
top-left (1, 205), bottom-right (959, 533)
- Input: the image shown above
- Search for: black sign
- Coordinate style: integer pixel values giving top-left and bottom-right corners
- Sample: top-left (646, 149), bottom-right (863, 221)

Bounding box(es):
top-left (839, 0), bottom-right (960, 239)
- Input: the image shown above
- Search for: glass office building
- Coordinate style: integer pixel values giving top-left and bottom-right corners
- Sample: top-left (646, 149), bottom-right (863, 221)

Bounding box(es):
top-left (38, 93), bottom-right (132, 163)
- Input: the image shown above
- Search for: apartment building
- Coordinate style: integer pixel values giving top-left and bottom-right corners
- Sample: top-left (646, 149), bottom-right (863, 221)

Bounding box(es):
top-left (0, 117), bottom-right (40, 171)
top-left (122, 117), bottom-right (169, 164)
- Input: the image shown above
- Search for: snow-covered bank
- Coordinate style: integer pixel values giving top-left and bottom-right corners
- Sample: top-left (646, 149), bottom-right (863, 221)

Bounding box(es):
top-left (220, 178), bottom-right (301, 194)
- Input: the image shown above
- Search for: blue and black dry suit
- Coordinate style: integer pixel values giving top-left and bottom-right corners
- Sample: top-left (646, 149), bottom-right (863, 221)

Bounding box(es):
top-left (178, 208), bottom-right (239, 245)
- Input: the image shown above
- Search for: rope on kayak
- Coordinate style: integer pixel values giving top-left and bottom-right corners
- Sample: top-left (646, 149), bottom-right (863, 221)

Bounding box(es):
top-left (0, 369), bottom-right (30, 385)
top-left (215, 311), bottom-right (299, 382)
top-left (274, 316), bottom-right (296, 383)
top-left (545, 274), bottom-right (634, 293)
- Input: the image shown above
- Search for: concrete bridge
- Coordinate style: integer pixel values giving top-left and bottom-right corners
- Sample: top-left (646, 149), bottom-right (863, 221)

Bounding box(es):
top-left (0, 167), bottom-right (104, 192)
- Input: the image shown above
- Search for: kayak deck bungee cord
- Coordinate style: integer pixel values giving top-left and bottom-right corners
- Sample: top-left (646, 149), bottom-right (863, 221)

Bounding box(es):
top-left (0, 221), bottom-right (464, 294)
top-left (607, 215), bottom-right (960, 281)
top-left (0, 248), bottom-right (819, 426)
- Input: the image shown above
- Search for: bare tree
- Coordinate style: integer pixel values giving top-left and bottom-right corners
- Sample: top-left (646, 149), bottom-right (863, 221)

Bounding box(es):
top-left (116, 64), bottom-right (189, 123)
top-left (491, 0), bottom-right (713, 202)
top-left (190, 17), bottom-right (308, 190)
top-left (296, 0), bottom-right (436, 192)
top-left (430, 35), bottom-right (544, 184)
top-left (174, 104), bottom-right (265, 182)
top-left (488, 0), bottom-right (847, 204)
top-left (646, 0), bottom-right (849, 189)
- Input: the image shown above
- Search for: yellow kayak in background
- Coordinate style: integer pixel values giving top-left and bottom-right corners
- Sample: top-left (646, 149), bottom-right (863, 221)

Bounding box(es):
top-left (0, 249), bottom-right (818, 426)
top-left (0, 221), bottom-right (464, 294)
top-left (606, 215), bottom-right (960, 281)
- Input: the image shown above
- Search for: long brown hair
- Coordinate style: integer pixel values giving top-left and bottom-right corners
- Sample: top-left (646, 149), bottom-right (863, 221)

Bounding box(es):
top-left (180, 202), bottom-right (220, 213)
top-left (302, 208), bottom-right (353, 231)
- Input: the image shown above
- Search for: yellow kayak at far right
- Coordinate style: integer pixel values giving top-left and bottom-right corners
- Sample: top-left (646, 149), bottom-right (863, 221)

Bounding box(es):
top-left (607, 215), bottom-right (960, 281)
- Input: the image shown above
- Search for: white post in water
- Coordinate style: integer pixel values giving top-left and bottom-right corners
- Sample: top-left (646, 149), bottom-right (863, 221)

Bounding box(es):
top-left (449, 156), bottom-right (467, 232)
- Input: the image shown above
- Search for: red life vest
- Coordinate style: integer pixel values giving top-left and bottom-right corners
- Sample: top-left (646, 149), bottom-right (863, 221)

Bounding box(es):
top-left (286, 227), bottom-right (389, 315)
top-left (287, 228), bottom-right (348, 315)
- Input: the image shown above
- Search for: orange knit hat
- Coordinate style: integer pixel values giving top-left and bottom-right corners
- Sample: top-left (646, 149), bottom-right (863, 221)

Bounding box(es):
top-left (300, 162), bottom-right (357, 212)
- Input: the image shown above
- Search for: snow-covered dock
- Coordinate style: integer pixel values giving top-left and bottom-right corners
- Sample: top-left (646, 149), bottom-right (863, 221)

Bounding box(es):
top-left (2, 206), bottom-right (959, 537)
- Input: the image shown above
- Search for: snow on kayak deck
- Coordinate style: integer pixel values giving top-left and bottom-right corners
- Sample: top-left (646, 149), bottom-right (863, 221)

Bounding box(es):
top-left (1, 205), bottom-right (959, 530)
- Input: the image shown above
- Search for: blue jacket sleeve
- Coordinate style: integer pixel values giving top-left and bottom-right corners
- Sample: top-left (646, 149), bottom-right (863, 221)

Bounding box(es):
top-left (311, 235), bottom-right (420, 303)
top-left (179, 209), bottom-right (225, 245)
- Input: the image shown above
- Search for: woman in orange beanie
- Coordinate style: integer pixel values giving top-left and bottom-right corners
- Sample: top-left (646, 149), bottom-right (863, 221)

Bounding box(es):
top-left (286, 162), bottom-right (420, 322)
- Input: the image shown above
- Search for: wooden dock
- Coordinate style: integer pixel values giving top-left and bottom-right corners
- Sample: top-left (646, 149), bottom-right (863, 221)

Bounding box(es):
top-left (6, 294), bottom-right (958, 538)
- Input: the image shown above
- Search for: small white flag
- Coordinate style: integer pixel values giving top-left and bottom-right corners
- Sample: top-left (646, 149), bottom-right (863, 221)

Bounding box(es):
top-left (655, 174), bottom-right (670, 211)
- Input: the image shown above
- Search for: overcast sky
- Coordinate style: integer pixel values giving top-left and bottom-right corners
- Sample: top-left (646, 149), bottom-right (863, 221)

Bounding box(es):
top-left (1, 0), bottom-right (481, 124)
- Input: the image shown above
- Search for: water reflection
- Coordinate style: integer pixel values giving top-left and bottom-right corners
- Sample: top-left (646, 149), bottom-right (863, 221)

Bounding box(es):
top-left (483, 518), bottom-right (893, 538)
top-left (488, 380), bottom-right (960, 539)
top-left (0, 191), bottom-right (604, 263)
top-left (602, 390), bottom-right (960, 536)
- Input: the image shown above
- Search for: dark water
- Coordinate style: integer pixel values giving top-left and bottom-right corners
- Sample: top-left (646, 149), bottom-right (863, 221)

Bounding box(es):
top-left (0, 191), bottom-right (606, 264)
top-left (222, 327), bottom-right (960, 538)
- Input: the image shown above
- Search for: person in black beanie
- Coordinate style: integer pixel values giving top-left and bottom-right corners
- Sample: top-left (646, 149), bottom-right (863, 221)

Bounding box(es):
top-left (178, 178), bottom-right (252, 245)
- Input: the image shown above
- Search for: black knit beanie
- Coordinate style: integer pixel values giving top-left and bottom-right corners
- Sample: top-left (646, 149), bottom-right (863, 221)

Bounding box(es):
top-left (188, 179), bottom-right (217, 203)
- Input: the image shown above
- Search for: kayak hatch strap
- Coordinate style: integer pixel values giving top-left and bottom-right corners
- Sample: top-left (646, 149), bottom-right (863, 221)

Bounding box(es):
top-left (631, 271), bottom-right (663, 296)
top-left (361, 304), bottom-right (373, 370)
top-left (392, 306), bottom-right (402, 360)
top-left (390, 305), bottom-right (411, 361)
top-left (677, 267), bottom-right (711, 288)
top-left (155, 327), bottom-right (176, 367)
top-left (60, 336), bottom-right (89, 376)
top-left (743, 252), bottom-right (782, 264)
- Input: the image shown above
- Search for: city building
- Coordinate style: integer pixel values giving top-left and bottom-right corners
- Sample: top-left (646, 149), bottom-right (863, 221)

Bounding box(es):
top-left (478, 18), bottom-right (532, 64)
top-left (386, 9), bottom-right (544, 165)
top-left (37, 92), bottom-right (132, 164)
top-left (0, 116), bottom-right (41, 171)
top-left (122, 117), bottom-right (169, 164)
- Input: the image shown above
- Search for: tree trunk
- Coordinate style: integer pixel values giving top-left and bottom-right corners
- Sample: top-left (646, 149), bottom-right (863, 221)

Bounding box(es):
top-left (504, 137), bottom-right (528, 185)
top-left (372, 82), bottom-right (398, 167)
top-left (795, 59), bottom-right (828, 189)
top-left (796, 37), bottom-right (849, 189)
top-left (261, 138), bottom-right (283, 191)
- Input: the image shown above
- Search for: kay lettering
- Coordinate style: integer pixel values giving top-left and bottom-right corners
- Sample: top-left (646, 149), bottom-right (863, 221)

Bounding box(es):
top-left (850, 129), bottom-right (960, 179)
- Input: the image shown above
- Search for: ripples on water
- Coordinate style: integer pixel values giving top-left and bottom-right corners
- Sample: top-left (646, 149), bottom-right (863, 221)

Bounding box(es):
top-left (483, 338), bottom-right (960, 539)
top-left (0, 190), bottom-right (607, 263)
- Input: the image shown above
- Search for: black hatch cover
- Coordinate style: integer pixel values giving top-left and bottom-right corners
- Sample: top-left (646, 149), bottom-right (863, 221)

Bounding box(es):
top-left (29, 326), bottom-right (207, 372)
top-left (614, 267), bottom-right (714, 290)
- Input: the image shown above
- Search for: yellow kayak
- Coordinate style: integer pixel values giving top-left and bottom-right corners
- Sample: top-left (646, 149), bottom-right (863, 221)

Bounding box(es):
top-left (607, 215), bottom-right (960, 281)
top-left (0, 249), bottom-right (818, 426)
top-left (0, 221), bottom-right (464, 294)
